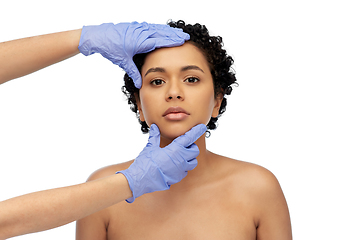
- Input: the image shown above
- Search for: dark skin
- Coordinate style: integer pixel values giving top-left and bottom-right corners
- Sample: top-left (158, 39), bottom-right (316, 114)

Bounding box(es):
top-left (77, 152), bottom-right (291, 239)
top-left (76, 43), bottom-right (292, 240)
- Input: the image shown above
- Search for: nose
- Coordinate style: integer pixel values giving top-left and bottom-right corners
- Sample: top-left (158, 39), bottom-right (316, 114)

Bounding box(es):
top-left (166, 81), bottom-right (184, 101)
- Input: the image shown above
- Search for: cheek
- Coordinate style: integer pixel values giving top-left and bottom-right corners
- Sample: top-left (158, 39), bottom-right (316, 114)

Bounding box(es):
top-left (139, 91), bottom-right (158, 124)
top-left (193, 91), bottom-right (217, 121)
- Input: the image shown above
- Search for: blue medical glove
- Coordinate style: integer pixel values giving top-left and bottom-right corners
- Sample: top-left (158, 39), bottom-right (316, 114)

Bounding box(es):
top-left (117, 124), bottom-right (207, 203)
top-left (78, 22), bottom-right (190, 89)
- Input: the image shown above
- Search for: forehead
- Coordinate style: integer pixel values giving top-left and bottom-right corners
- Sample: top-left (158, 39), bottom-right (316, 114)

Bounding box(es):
top-left (141, 42), bottom-right (210, 74)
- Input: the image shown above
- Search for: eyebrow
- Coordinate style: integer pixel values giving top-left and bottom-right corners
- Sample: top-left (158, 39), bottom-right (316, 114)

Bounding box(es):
top-left (180, 65), bottom-right (204, 73)
top-left (144, 65), bottom-right (204, 77)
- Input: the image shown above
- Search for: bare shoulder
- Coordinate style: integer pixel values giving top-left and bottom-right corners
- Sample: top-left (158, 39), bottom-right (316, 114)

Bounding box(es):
top-left (86, 160), bottom-right (134, 182)
top-left (214, 155), bottom-right (292, 238)
top-left (236, 160), bottom-right (280, 191)
top-left (212, 154), bottom-right (285, 205)
top-left (213, 153), bottom-right (279, 189)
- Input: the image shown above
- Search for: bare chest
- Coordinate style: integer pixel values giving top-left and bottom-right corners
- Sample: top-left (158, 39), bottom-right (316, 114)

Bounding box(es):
top-left (106, 192), bottom-right (256, 240)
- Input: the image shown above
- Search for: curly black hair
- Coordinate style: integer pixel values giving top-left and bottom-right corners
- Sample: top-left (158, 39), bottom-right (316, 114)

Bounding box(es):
top-left (122, 20), bottom-right (237, 134)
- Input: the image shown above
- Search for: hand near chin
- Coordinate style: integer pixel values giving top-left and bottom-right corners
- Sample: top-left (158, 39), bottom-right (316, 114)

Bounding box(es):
top-left (117, 123), bottom-right (207, 203)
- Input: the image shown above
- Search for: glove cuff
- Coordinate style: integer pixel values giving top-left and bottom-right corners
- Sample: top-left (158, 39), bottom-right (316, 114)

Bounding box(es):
top-left (116, 170), bottom-right (136, 203)
top-left (78, 23), bottom-right (115, 56)
top-left (78, 25), bottom-right (95, 56)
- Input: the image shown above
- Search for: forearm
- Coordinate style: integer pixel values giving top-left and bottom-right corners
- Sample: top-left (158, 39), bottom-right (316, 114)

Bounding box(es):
top-left (0, 29), bottom-right (82, 84)
top-left (0, 173), bottom-right (131, 239)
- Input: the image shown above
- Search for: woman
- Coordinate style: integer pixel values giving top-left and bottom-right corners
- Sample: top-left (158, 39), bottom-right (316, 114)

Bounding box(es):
top-left (76, 20), bottom-right (292, 240)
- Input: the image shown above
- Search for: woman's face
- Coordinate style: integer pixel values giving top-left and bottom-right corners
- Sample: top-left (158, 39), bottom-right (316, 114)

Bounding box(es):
top-left (137, 42), bottom-right (222, 144)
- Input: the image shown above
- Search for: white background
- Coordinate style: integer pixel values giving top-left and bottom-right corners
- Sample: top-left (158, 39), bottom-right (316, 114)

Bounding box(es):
top-left (1, 0), bottom-right (359, 239)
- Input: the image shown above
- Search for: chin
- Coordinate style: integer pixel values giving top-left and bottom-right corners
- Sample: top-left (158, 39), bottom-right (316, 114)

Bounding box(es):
top-left (161, 128), bottom-right (188, 140)
top-left (151, 120), bottom-right (207, 146)
top-left (157, 124), bottom-right (193, 142)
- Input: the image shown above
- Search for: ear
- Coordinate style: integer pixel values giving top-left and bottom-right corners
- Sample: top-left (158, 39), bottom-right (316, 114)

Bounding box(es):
top-left (211, 93), bottom-right (223, 118)
top-left (135, 93), bottom-right (145, 122)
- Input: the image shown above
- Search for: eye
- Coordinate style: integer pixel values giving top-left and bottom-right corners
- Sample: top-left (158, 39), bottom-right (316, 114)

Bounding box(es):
top-left (150, 79), bottom-right (165, 86)
top-left (184, 77), bottom-right (200, 83)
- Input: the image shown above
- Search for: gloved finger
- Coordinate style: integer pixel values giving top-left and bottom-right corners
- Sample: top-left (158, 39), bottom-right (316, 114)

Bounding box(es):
top-left (166, 172), bottom-right (187, 186)
top-left (147, 124), bottom-right (161, 147)
top-left (184, 158), bottom-right (198, 171)
top-left (150, 24), bottom-right (190, 40)
top-left (164, 141), bottom-right (199, 170)
top-left (136, 37), bottom-right (187, 54)
top-left (134, 26), bottom-right (189, 54)
top-left (185, 142), bottom-right (201, 158)
top-left (157, 30), bottom-right (189, 42)
top-left (134, 28), bottom-right (188, 54)
top-left (173, 124), bottom-right (207, 147)
top-left (124, 60), bottom-right (142, 89)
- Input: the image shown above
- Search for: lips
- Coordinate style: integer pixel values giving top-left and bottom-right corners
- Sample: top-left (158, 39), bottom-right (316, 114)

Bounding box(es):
top-left (162, 107), bottom-right (190, 121)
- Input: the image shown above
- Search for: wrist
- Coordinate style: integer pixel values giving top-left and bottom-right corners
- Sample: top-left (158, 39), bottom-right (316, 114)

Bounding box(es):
top-left (115, 171), bottom-right (135, 203)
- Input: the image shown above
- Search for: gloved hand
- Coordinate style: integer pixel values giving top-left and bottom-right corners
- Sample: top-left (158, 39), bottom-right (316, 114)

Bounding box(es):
top-left (117, 124), bottom-right (207, 203)
top-left (78, 22), bottom-right (190, 89)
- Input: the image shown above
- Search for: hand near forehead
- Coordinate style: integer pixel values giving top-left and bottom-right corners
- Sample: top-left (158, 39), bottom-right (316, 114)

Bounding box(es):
top-left (117, 123), bottom-right (207, 203)
top-left (78, 22), bottom-right (190, 89)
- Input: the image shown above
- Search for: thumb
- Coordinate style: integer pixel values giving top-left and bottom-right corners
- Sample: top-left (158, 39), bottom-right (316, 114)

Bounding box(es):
top-left (124, 61), bottom-right (142, 89)
top-left (147, 124), bottom-right (161, 147)
top-left (172, 124), bottom-right (207, 147)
